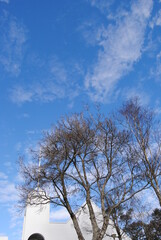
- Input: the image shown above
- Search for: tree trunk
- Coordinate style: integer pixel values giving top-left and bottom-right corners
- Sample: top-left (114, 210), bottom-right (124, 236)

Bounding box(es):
top-left (115, 225), bottom-right (122, 240)
top-left (70, 212), bottom-right (85, 240)
top-left (96, 217), bottom-right (109, 240)
top-left (154, 187), bottom-right (161, 207)
top-left (112, 213), bottom-right (122, 240)
top-left (86, 195), bottom-right (100, 239)
top-left (149, 175), bottom-right (161, 207)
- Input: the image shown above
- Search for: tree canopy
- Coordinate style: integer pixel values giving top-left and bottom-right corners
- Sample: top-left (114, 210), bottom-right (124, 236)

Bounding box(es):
top-left (19, 99), bottom-right (161, 240)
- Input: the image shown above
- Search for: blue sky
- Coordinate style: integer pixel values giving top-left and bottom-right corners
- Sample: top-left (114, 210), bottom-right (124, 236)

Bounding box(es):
top-left (0, 0), bottom-right (161, 239)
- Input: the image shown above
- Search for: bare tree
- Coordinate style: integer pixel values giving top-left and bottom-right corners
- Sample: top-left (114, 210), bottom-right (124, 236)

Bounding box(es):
top-left (19, 110), bottom-right (148, 240)
top-left (109, 205), bottom-right (133, 240)
top-left (120, 98), bottom-right (161, 206)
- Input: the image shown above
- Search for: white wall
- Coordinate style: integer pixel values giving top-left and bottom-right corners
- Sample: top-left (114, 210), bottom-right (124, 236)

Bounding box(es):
top-left (22, 201), bottom-right (131, 240)
top-left (0, 237), bottom-right (8, 240)
top-left (22, 202), bottom-right (50, 240)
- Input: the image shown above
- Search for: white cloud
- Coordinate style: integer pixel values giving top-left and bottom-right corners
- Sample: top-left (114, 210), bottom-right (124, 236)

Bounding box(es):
top-left (0, 172), bottom-right (22, 240)
top-left (4, 161), bottom-right (12, 169)
top-left (151, 50), bottom-right (161, 79)
top-left (0, 180), bottom-right (18, 204)
top-left (50, 57), bottom-right (67, 83)
top-left (0, 0), bottom-right (9, 3)
top-left (0, 172), bottom-right (8, 180)
top-left (0, 173), bottom-right (19, 206)
top-left (50, 207), bottom-right (69, 221)
top-left (136, 189), bottom-right (159, 215)
top-left (85, 0), bottom-right (153, 102)
top-left (10, 83), bottom-right (65, 104)
top-left (15, 142), bottom-right (22, 152)
top-left (17, 113), bottom-right (30, 119)
top-left (0, 172), bottom-right (23, 239)
top-left (123, 87), bottom-right (150, 106)
top-left (150, 9), bottom-right (161, 28)
top-left (0, 14), bottom-right (27, 76)
top-left (10, 86), bottom-right (33, 104)
top-left (89, 0), bottom-right (114, 12)
top-left (0, 233), bottom-right (6, 236)
top-left (10, 58), bottom-right (80, 104)
top-left (8, 205), bottom-right (23, 228)
top-left (154, 99), bottom-right (161, 115)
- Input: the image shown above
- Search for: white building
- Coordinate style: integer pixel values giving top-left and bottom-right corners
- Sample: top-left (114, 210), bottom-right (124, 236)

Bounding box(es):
top-left (21, 196), bottom-right (130, 240)
top-left (0, 191), bottom-right (130, 240)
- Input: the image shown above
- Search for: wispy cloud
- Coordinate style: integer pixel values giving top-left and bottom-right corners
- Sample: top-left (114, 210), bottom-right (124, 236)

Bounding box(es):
top-left (0, 171), bottom-right (23, 239)
top-left (150, 9), bottom-right (161, 28)
top-left (0, 233), bottom-right (7, 236)
top-left (50, 57), bottom-right (67, 83)
top-left (0, 171), bottom-right (8, 180)
top-left (7, 204), bottom-right (23, 240)
top-left (85, 0), bottom-right (153, 102)
top-left (0, 12), bottom-right (27, 76)
top-left (0, 0), bottom-right (9, 4)
top-left (8, 205), bottom-right (23, 228)
top-left (150, 50), bottom-right (161, 79)
top-left (10, 58), bottom-right (80, 104)
top-left (50, 207), bottom-right (69, 221)
top-left (0, 180), bottom-right (18, 204)
top-left (10, 86), bottom-right (33, 104)
top-left (156, 51), bottom-right (161, 76)
top-left (122, 87), bottom-right (150, 106)
top-left (88, 0), bottom-right (114, 12)
top-left (10, 82), bottom-right (67, 104)
top-left (0, 171), bottom-right (19, 205)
